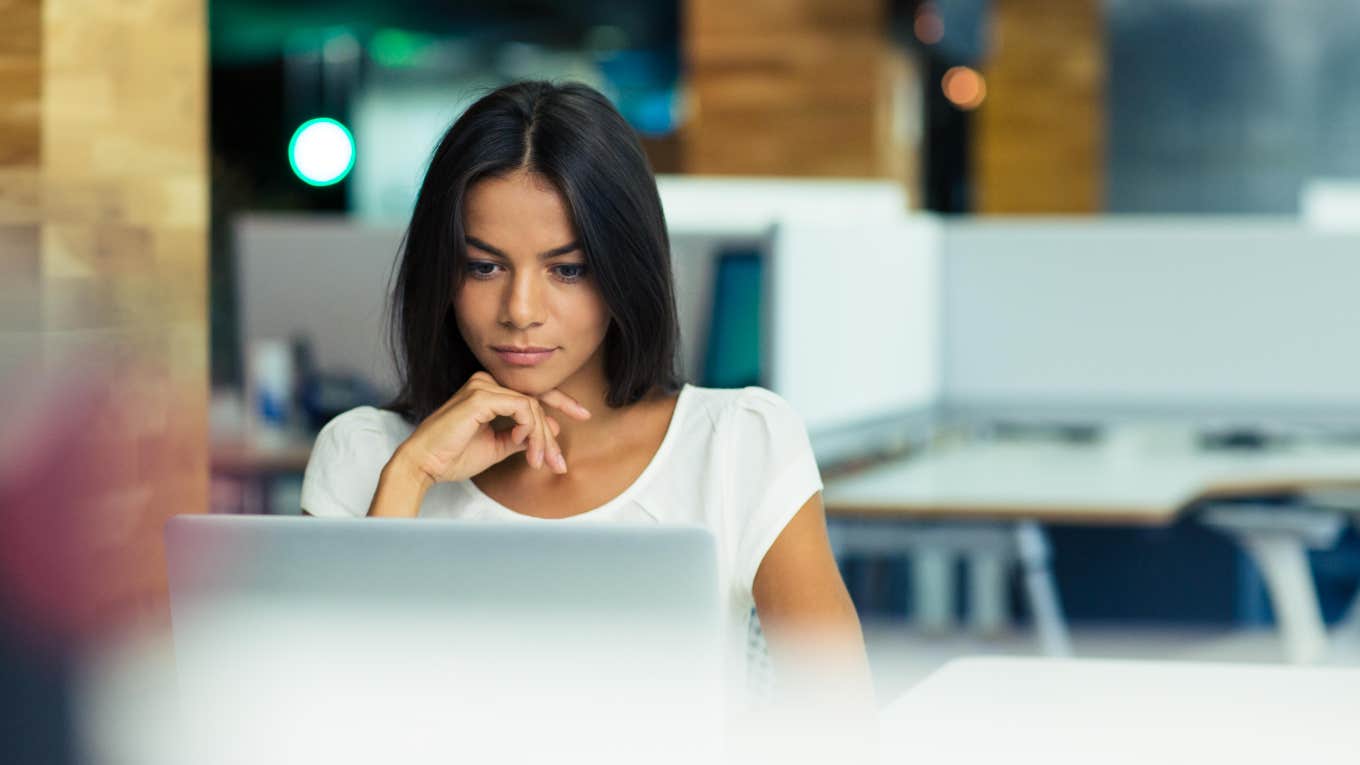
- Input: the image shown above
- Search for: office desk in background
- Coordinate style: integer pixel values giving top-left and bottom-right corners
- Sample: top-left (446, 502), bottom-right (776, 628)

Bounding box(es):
top-left (823, 430), bottom-right (1360, 663)
top-left (880, 656), bottom-right (1359, 764)
top-left (210, 437), bottom-right (313, 515)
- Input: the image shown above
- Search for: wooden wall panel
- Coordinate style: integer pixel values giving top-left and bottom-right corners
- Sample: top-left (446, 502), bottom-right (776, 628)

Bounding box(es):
top-left (0, 0), bottom-right (42, 351)
top-left (974, 0), bottom-right (1105, 213)
top-left (1, 0), bottom-right (208, 635)
top-left (684, 0), bottom-right (912, 183)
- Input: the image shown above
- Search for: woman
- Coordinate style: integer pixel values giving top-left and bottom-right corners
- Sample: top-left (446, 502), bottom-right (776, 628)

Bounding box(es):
top-left (299, 81), bottom-right (872, 716)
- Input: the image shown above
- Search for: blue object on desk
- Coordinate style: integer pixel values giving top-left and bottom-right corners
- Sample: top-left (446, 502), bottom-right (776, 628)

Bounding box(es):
top-left (701, 250), bottom-right (763, 389)
top-left (299, 371), bottom-right (381, 433)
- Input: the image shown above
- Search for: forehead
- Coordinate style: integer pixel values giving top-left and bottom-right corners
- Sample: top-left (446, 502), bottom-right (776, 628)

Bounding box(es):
top-left (463, 171), bottom-right (576, 248)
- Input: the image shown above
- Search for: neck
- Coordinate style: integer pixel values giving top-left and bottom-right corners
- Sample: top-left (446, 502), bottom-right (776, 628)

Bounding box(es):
top-left (549, 362), bottom-right (634, 462)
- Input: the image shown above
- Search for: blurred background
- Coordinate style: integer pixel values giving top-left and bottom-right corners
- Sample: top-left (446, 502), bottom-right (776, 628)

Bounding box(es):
top-left (5, 0), bottom-right (1360, 762)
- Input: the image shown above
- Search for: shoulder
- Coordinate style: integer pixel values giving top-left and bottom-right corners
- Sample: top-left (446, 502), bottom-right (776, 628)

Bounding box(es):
top-left (318, 405), bottom-right (413, 441)
top-left (679, 384), bottom-right (802, 430)
top-left (311, 405), bottom-right (414, 464)
top-left (674, 381), bottom-right (799, 435)
top-left (302, 406), bottom-right (412, 518)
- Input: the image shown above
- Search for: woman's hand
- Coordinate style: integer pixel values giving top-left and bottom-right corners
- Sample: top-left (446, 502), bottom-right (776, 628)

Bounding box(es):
top-left (395, 371), bottom-right (592, 485)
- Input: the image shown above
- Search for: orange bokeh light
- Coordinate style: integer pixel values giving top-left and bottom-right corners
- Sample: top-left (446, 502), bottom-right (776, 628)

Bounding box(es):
top-left (942, 66), bottom-right (987, 110)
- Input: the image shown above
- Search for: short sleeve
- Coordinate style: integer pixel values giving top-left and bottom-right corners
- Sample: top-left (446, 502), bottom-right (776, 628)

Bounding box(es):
top-left (724, 387), bottom-right (824, 595)
top-left (299, 407), bottom-right (396, 518)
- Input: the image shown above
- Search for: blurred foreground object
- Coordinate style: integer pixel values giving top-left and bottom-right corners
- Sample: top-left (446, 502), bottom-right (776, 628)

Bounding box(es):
top-left (882, 657), bottom-right (1360, 764)
top-left (1301, 178), bottom-right (1360, 231)
top-left (2, 1), bottom-right (209, 760)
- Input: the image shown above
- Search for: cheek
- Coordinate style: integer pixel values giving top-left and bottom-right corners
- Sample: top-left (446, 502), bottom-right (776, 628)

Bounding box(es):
top-left (452, 284), bottom-right (492, 337)
top-left (565, 289), bottom-right (610, 342)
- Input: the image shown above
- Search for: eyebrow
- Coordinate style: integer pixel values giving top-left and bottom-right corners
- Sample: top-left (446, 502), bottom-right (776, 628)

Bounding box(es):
top-left (465, 236), bottom-right (581, 260)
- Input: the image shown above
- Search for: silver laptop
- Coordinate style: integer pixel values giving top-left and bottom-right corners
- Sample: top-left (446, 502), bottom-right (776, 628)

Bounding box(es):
top-left (165, 515), bottom-right (725, 763)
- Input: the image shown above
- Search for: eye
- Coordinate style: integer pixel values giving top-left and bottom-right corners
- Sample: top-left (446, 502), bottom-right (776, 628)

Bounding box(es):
top-left (466, 261), bottom-right (502, 280)
top-left (551, 263), bottom-right (588, 282)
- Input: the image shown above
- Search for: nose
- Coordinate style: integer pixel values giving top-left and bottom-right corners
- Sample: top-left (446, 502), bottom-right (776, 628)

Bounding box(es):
top-left (499, 270), bottom-right (545, 330)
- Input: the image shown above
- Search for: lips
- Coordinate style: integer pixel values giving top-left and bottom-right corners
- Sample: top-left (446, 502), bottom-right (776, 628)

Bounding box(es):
top-left (491, 345), bottom-right (557, 367)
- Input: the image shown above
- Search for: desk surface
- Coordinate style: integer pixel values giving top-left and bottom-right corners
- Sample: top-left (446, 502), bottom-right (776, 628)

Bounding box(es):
top-left (824, 434), bottom-right (1360, 525)
top-left (210, 437), bottom-right (315, 475)
top-left (881, 656), bottom-right (1359, 764)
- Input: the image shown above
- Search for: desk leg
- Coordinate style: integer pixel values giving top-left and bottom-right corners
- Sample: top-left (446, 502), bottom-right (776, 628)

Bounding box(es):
top-left (1202, 507), bottom-right (1344, 665)
top-left (913, 548), bottom-right (954, 633)
top-left (1015, 521), bottom-right (1072, 657)
top-left (1240, 533), bottom-right (1328, 664)
top-left (967, 550), bottom-right (1009, 636)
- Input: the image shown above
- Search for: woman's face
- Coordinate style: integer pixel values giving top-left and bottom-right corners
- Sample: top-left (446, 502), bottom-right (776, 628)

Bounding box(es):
top-left (454, 170), bottom-right (610, 397)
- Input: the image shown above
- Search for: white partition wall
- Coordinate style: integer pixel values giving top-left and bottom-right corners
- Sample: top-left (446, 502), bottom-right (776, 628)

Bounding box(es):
top-left (768, 217), bottom-right (944, 436)
top-left (236, 215), bottom-right (406, 397)
top-left (657, 176), bottom-right (909, 236)
top-left (943, 219), bottom-right (1360, 417)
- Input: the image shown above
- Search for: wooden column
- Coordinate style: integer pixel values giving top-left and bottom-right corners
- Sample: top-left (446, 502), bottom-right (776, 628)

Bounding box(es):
top-left (974, 0), bottom-right (1105, 213)
top-left (0, 0), bottom-right (209, 634)
top-left (684, 0), bottom-right (913, 183)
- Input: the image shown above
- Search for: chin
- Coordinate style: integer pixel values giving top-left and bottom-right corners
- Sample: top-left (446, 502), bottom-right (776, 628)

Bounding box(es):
top-left (486, 365), bottom-right (566, 396)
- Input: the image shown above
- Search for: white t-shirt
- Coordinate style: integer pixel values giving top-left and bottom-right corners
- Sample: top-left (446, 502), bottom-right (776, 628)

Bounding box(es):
top-left (299, 383), bottom-right (824, 702)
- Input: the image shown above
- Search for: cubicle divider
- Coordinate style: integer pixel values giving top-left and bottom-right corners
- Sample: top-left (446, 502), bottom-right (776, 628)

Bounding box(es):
top-left (942, 219), bottom-right (1360, 424)
top-left (766, 218), bottom-right (943, 465)
top-left (762, 216), bottom-right (1360, 447)
top-left (235, 215), bottom-right (405, 400)
top-left (237, 209), bottom-right (1360, 440)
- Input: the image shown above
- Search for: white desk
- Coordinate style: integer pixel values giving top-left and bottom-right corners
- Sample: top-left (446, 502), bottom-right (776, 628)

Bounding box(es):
top-left (825, 435), bottom-right (1360, 524)
top-left (823, 432), bottom-right (1360, 662)
top-left (880, 656), bottom-right (1360, 764)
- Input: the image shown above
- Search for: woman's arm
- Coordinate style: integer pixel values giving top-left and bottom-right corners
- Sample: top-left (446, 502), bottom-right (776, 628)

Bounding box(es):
top-left (752, 491), bottom-right (875, 709)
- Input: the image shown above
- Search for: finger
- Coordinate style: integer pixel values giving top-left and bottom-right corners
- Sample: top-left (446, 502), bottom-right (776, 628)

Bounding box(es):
top-left (546, 415), bottom-right (560, 438)
top-left (527, 398), bottom-right (551, 472)
top-left (465, 377), bottom-right (540, 448)
top-left (536, 399), bottom-right (557, 471)
top-left (455, 371), bottom-right (497, 402)
top-left (533, 399), bottom-right (566, 474)
top-left (517, 398), bottom-right (538, 469)
top-left (538, 389), bottom-right (591, 421)
top-left (469, 391), bottom-right (537, 436)
top-left (493, 427), bottom-right (528, 459)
